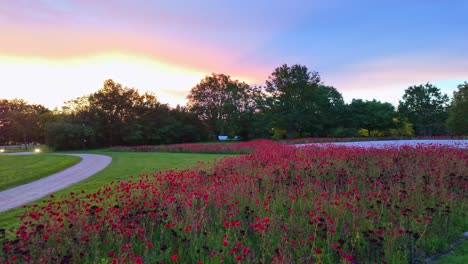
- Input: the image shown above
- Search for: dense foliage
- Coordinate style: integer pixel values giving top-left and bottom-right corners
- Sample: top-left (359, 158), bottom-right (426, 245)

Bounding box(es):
top-left (187, 73), bottom-right (260, 140)
top-left (398, 83), bottom-right (450, 136)
top-left (1, 143), bottom-right (466, 263)
top-left (0, 99), bottom-right (49, 147)
top-left (1, 64), bottom-right (465, 149)
top-left (446, 82), bottom-right (468, 135)
top-left (264, 64), bottom-right (322, 139)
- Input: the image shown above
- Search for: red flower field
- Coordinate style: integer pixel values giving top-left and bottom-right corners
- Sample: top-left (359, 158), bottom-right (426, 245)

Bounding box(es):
top-left (110, 140), bottom-right (273, 154)
top-left (1, 142), bottom-right (467, 263)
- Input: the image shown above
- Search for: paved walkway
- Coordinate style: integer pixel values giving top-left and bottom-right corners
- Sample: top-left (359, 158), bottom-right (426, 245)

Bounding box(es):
top-left (0, 154), bottom-right (112, 212)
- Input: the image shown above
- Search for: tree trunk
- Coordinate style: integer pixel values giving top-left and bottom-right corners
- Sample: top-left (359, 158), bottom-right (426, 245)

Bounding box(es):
top-left (108, 127), bottom-right (113, 147)
top-left (287, 124), bottom-right (293, 139)
top-left (23, 133), bottom-right (28, 150)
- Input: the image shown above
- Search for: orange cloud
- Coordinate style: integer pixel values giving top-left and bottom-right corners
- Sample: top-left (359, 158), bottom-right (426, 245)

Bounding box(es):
top-left (0, 0), bottom-right (276, 84)
top-left (0, 22), bottom-right (268, 84)
top-left (0, 51), bottom-right (266, 110)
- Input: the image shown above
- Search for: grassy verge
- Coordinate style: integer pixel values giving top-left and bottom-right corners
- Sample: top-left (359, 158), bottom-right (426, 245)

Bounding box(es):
top-left (435, 241), bottom-right (468, 263)
top-left (0, 144), bottom-right (51, 153)
top-left (0, 154), bottom-right (81, 191)
top-left (0, 150), bottom-right (233, 231)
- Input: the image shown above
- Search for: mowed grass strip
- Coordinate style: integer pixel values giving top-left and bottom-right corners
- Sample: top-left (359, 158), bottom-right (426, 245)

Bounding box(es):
top-left (435, 241), bottom-right (468, 264)
top-left (0, 144), bottom-right (52, 153)
top-left (0, 154), bottom-right (81, 191)
top-left (0, 151), bottom-right (232, 231)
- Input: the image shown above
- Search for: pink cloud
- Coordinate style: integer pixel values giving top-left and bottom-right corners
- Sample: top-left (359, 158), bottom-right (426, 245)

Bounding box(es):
top-left (327, 55), bottom-right (468, 92)
top-left (0, 1), bottom-right (307, 85)
top-left (0, 24), bottom-right (265, 80)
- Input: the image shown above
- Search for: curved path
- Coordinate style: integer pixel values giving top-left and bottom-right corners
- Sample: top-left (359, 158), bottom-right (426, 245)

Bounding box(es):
top-left (0, 154), bottom-right (112, 212)
top-left (296, 139), bottom-right (468, 149)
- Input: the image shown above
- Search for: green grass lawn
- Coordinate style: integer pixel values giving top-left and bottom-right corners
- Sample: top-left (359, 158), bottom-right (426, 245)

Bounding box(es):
top-left (0, 150), bottom-right (232, 232)
top-left (0, 144), bottom-right (51, 153)
top-left (435, 241), bottom-right (468, 264)
top-left (0, 154), bottom-right (81, 191)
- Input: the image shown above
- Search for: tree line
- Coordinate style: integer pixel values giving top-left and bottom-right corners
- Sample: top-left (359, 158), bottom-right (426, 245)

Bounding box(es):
top-left (1, 64), bottom-right (466, 149)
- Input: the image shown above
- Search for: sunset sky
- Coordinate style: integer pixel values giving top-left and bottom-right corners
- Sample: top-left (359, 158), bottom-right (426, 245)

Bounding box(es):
top-left (1, 0), bottom-right (467, 109)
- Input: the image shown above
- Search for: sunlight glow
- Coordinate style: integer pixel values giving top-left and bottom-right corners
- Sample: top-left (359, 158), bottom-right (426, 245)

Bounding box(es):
top-left (0, 53), bottom-right (217, 108)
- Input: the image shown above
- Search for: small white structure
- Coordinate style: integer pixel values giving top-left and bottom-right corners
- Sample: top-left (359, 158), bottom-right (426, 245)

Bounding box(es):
top-left (217, 135), bottom-right (229, 141)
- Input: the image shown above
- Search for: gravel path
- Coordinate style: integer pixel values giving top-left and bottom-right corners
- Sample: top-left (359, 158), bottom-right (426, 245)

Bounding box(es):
top-left (0, 154), bottom-right (112, 212)
top-left (296, 139), bottom-right (468, 149)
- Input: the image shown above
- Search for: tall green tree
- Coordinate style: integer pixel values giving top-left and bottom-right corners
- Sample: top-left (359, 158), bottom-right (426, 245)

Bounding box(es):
top-left (126, 92), bottom-right (171, 145)
top-left (347, 99), bottom-right (395, 136)
top-left (131, 92), bottom-right (160, 144)
top-left (388, 117), bottom-right (414, 137)
top-left (89, 79), bottom-right (141, 146)
top-left (60, 96), bottom-right (96, 149)
top-left (398, 83), bottom-right (449, 136)
top-left (59, 80), bottom-right (208, 148)
top-left (0, 99), bottom-right (49, 146)
top-left (249, 89), bottom-right (274, 139)
top-left (303, 85), bottom-right (345, 136)
top-left (0, 99), bottom-right (14, 144)
top-left (45, 121), bottom-right (95, 150)
top-left (187, 73), bottom-right (259, 139)
top-left (160, 106), bottom-right (208, 144)
top-left (446, 82), bottom-right (468, 135)
top-left (265, 64), bottom-right (321, 139)
top-left (62, 96), bottom-right (92, 122)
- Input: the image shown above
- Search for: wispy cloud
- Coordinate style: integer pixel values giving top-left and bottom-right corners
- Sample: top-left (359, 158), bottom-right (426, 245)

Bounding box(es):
top-left (325, 54), bottom-right (468, 104)
top-left (1, 1), bottom-right (467, 108)
top-left (329, 54), bottom-right (468, 89)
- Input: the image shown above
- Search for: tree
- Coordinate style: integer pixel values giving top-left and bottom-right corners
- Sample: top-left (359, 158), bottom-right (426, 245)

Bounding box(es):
top-left (89, 79), bottom-right (141, 146)
top-left (0, 99), bottom-right (49, 146)
top-left (347, 99), bottom-right (396, 136)
top-left (398, 83), bottom-right (449, 136)
top-left (126, 92), bottom-right (172, 145)
top-left (56, 79), bottom-right (209, 148)
top-left (388, 118), bottom-right (414, 137)
top-left (159, 106), bottom-right (208, 144)
top-left (303, 85), bottom-right (345, 137)
top-left (45, 122), bottom-right (95, 150)
top-left (446, 82), bottom-right (468, 135)
top-left (249, 92), bottom-right (274, 139)
top-left (0, 99), bottom-right (14, 144)
top-left (187, 73), bottom-right (259, 140)
top-left (62, 96), bottom-right (92, 124)
top-left (265, 64), bottom-right (321, 139)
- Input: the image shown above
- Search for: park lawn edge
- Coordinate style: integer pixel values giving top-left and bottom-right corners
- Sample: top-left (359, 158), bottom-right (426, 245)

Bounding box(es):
top-left (0, 154), bottom-right (82, 191)
top-left (0, 150), bottom-right (234, 232)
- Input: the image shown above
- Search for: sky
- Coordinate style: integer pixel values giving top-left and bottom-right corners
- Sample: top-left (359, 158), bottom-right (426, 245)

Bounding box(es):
top-left (1, 0), bottom-right (467, 109)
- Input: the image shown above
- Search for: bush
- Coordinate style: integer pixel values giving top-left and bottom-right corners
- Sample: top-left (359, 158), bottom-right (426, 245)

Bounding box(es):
top-left (329, 126), bottom-right (358, 137)
top-left (45, 122), bottom-right (95, 150)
